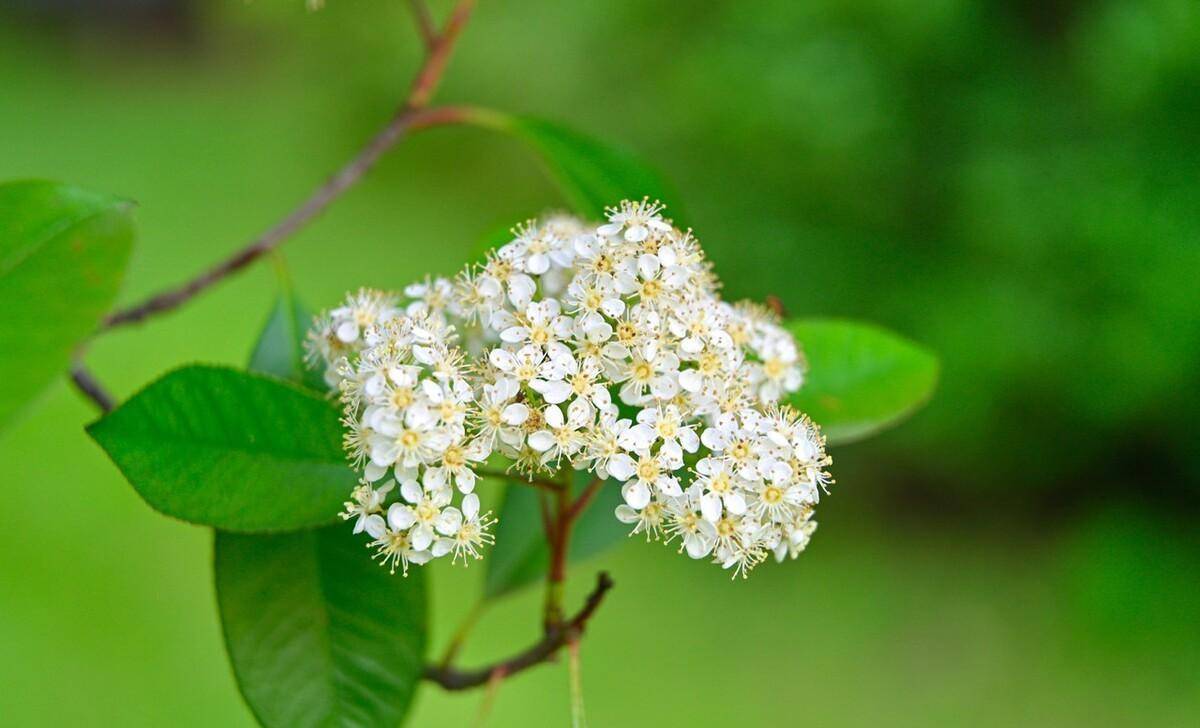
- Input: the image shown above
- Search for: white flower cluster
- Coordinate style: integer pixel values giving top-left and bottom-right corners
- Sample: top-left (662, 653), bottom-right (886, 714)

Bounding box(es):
top-left (309, 199), bottom-right (832, 578)
top-left (320, 311), bottom-right (495, 575)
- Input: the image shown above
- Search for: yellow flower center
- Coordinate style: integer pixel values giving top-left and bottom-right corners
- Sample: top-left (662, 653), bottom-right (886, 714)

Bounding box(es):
top-left (390, 387), bottom-right (414, 409)
top-left (636, 457), bottom-right (660, 482)
top-left (763, 358), bottom-right (786, 379)
top-left (710, 473), bottom-right (731, 493)
top-left (443, 446), bottom-right (465, 469)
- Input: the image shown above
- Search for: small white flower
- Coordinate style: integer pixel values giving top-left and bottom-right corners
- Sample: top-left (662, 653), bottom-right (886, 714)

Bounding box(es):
top-left (598, 198), bottom-right (673, 243)
top-left (340, 479), bottom-right (395, 533)
top-left (528, 398), bottom-right (594, 464)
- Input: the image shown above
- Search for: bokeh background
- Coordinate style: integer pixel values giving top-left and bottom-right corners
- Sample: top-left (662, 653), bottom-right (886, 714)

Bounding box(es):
top-left (2, 0), bottom-right (1198, 725)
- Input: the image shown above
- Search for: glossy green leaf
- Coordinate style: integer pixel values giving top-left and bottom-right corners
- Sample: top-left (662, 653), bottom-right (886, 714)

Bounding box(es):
top-left (249, 291), bottom-right (326, 391)
top-left (483, 473), bottom-right (625, 600)
top-left (215, 527), bottom-right (427, 728)
top-left (0, 180), bottom-right (134, 429)
top-left (87, 365), bottom-right (355, 531)
top-left (786, 318), bottom-right (939, 445)
top-left (470, 111), bottom-right (680, 222)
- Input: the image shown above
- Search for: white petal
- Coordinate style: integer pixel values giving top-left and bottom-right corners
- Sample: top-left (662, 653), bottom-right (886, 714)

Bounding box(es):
top-left (388, 503), bottom-right (416, 530)
top-left (489, 349), bottom-right (516, 371)
top-left (685, 534), bottom-right (712, 559)
top-left (544, 404), bottom-right (565, 428)
top-left (462, 493), bottom-right (480, 520)
top-left (400, 480), bottom-right (423, 504)
top-left (615, 504), bottom-right (640, 524)
top-left (436, 508), bottom-right (463, 536)
top-left (335, 321), bottom-right (358, 343)
top-left (535, 380), bottom-right (572, 405)
top-left (364, 514), bottom-right (387, 539)
top-left (363, 462), bottom-right (388, 482)
top-left (622, 480), bottom-right (651, 509)
top-left (502, 403), bottom-right (529, 425)
top-left (637, 253), bottom-right (660, 280)
top-left (607, 454), bottom-right (636, 480)
top-left (528, 430), bottom-right (556, 452)
top-left (527, 252), bottom-right (550, 275)
top-left (501, 326), bottom-right (530, 344)
top-left (725, 492), bottom-right (747, 515)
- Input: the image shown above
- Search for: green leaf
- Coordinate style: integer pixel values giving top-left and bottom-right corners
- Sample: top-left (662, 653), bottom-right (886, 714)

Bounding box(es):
top-left (483, 473), bottom-right (625, 600)
top-left (215, 527), bottom-right (427, 728)
top-left (218, 310), bottom-right (426, 727)
top-left (249, 291), bottom-right (326, 392)
top-left (468, 111), bottom-right (680, 222)
top-left (86, 365), bottom-right (355, 532)
top-left (786, 318), bottom-right (939, 445)
top-left (0, 180), bottom-right (134, 429)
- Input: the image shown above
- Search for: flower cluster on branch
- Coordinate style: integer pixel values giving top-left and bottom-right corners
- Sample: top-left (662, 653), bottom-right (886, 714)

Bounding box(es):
top-left (307, 199), bottom-right (832, 578)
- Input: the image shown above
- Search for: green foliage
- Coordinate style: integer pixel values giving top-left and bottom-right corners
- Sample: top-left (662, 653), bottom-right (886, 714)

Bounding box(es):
top-left (209, 299), bottom-right (428, 728)
top-left (471, 111), bottom-right (680, 222)
top-left (484, 473), bottom-right (625, 600)
top-left (0, 180), bottom-right (133, 430)
top-left (215, 528), bottom-right (427, 728)
top-left (249, 290), bottom-right (326, 392)
top-left (87, 365), bottom-right (354, 532)
top-left (786, 319), bottom-right (938, 445)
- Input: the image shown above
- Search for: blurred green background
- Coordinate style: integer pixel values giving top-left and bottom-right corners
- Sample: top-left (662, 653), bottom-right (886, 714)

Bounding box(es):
top-left (2, 0), bottom-right (1198, 725)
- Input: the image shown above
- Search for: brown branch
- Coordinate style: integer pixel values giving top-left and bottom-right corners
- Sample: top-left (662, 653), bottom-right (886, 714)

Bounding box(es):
top-left (100, 0), bottom-right (477, 332)
top-left (567, 476), bottom-right (605, 521)
top-left (407, 0), bottom-right (437, 51)
top-left (424, 572), bottom-right (614, 691)
top-left (406, 0), bottom-right (475, 110)
top-left (70, 362), bottom-right (114, 413)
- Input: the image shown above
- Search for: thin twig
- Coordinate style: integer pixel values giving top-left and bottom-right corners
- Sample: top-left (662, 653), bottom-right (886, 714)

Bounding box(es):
top-left (100, 0), bottom-right (477, 332)
top-left (472, 667), bottom-right (507, 728)
top-left (424, 572), bottom-right (615, 691)
top-left (567, 476), bottom-right (605, 521)
top-left (407, 0), bottom-right (437, 51)
top-left (406, 0), bottom-right (475, 109)
top-left (70, 362), bottom-right (114, 413)
top-left (567, 637), bottom-right (586, 728)
top-left (438, 601), bottom-right (486, 668)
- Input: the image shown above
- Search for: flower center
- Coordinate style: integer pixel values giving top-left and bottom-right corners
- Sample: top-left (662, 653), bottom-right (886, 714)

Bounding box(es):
top-left (710, 473), bottom-right (730, 493)
top-left (763, 486), bottom-right (783, 504)
top-left (636, 457), bottom-right (660, 482)
top-left (399, 430), bottom-right (420, 448)
top-left (763, 358), bottom-right (786, 379)
top-left (389, 387), bottom-right (414, 409)
top-left (699, 352), bottom-right (721, 374)
top-left (443, 446), bottom-right (465, 468)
